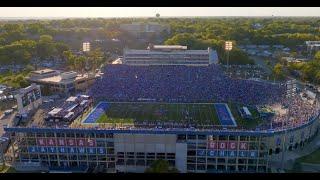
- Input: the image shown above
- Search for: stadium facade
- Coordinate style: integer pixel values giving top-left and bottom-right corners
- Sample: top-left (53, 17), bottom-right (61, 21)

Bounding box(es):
top-left (123, 44), bottom-right (218, 66)
top-left (3, 114), bottom-right (319, 173)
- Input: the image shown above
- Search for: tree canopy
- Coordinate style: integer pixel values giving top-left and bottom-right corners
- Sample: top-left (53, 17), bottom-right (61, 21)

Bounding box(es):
top-left (145, 160), bottom-right (179, 173)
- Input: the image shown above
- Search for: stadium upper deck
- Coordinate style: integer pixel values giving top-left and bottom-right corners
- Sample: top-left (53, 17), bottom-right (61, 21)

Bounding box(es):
top-left (123, 45), bottom-right (218, 66)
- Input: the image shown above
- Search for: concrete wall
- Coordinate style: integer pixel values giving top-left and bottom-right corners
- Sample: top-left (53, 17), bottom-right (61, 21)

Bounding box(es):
top-left (114, 133), bottom-right (176, 153)
top-left (175, 143), bottom-right (187, 173)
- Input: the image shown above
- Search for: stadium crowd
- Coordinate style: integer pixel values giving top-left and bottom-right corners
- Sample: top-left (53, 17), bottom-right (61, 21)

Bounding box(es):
top-left (86, 64), bottom-right (320, 131)
top-left (89, 64), bottom-right (284, 105)
top-left (270, 95), bottom-right (319, 130)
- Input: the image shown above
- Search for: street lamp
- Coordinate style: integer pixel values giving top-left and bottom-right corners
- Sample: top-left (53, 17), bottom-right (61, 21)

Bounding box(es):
top-left (225, 41), bottom-right (233, 75)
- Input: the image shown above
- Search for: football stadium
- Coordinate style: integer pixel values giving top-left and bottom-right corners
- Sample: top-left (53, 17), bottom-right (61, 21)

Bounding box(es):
top-left (3, 47), bottom-right (320, 173)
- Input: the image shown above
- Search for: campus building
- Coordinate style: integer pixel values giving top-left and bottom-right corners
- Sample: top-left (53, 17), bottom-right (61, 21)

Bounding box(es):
top-left (28, 69), bottom-right (96, 94)
top-left (123, 44), bottom-right (219, 66)
top-left (306, 41), bottom-right (320, 52)
top-left (14, 83), bottom-right (42, 115)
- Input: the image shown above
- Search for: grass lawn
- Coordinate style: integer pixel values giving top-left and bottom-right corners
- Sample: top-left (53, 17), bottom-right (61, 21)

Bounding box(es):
top-left (296, 148), bottom-right (320, 164)
top-left (0, 166), bottom-right (17, 173)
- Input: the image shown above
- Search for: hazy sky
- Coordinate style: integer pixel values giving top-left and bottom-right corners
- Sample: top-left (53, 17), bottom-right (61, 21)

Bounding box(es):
top-left (0, 7), bottom-right (320, 18)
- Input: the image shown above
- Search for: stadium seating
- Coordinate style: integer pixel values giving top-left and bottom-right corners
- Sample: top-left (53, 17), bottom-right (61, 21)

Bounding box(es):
top-left (89, 64), bottom-right (284, 105)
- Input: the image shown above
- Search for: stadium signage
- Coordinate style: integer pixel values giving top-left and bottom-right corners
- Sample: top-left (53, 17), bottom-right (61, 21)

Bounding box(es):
top-left (28, 146), bottom-right (107, 155)
top-left (207, 141), bottom-right (248, 150)
top-left (37, 138), bottom-right (96, 147)
top-left (197, 150), bottom-right (258, 158)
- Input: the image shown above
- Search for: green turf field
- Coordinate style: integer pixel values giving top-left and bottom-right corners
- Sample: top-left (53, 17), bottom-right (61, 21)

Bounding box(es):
top-left (94, 102), bottom-right (221, 126)
top-left (228, 103), bottom-right (263, 129)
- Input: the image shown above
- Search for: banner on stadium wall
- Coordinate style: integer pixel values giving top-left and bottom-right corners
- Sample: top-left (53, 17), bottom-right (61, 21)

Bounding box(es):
top-left (207, 141), bottom-right (248, 150)
top-left (28, 146), bottom-right (107, 155)
top-left (36, 138), bottom-right (96, 147)
top-left (203, 150), bottom-right (258, 158)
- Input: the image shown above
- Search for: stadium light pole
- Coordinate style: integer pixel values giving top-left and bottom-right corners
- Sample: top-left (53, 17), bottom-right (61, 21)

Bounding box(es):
top-left (225, 41), bottom-right (233, 76)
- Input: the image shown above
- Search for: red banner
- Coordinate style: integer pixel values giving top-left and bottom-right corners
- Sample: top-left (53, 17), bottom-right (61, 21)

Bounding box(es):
top-left (46, 138), bottom-right (56, 146)
top-left (57, 139), bottom-right (66, 146)
top-left (208, 141), bottom-right (248, 150)
top-left (67, 139), bottom-right (76, 146)
top-left (228, 142), bottom-right (237, 150)
top-left (87, 139), bottom-right (96, 147)
top-left (218, 142), bottom-right (227, 150)
top-left (36, 138), bottom-right (96, 147)
top-left (37, 138), bottom-right (46, 146)
top-left (76, 138), bottom-right (86, 147)
top-left (239, 142), bottom-right (248, 150)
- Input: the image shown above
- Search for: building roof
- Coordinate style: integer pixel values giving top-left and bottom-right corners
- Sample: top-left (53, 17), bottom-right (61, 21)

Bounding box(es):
top-left (66, 96), bottom-right (77, 102)
top-left (151, 45), bottom-right (187, 50)
top-left (48, 108), bottom-right (63, 116)
top-left (36, 73), bottom-right (94, 85)
top-left (125, 49), bottom-right (209, 55)
top-left (39, 75), bottom-right (63, 84)
top-left (32, 69), bottom-right (56, 74)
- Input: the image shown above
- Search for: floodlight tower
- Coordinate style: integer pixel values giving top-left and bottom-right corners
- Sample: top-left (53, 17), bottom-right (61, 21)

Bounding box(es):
top-left (225, 41), bottom-right (233, 75)
top-left (83, 42), bottom-right (91, 53)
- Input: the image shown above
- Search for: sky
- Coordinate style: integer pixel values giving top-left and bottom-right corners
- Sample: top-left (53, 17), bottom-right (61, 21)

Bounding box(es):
top-left (0, 7), bottom-right (320, 18)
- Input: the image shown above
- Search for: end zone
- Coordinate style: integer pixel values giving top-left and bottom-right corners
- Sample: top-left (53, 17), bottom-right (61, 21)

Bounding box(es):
top-left (214, 103), bottom-right (237, 127)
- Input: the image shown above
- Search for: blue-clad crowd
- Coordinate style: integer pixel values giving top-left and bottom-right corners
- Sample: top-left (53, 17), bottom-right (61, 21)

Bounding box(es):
top-left (89, 64), bottom-right (285, 105)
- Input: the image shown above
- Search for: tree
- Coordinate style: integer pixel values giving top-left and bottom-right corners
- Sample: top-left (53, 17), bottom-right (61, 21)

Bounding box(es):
top-left (145, 160), bottom-right (179, 173)
top-left (63, 50), bottom-right (76, 70)
top-left (39, 35), bottom-right (53, 43)
top-left (220, 48), bottom-right (254, 65)
top-left (273, 63), bottom-right (287, 80)
top-left (55, 42), bottom-right (70, 58)
top-left (87, 48), bottom-right (104, 72)
top-left (36, 34), bottom-right (56, 60)
top-left (314, 51), bottom-right (320, 60)
top-left (315, 71), bottom-right (320, 84)
top-left (75, 56), bottom-right (86, 74)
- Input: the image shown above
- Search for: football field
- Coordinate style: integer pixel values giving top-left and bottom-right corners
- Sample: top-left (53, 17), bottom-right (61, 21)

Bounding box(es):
top-left (83, 102), bottom-right (222, 126)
